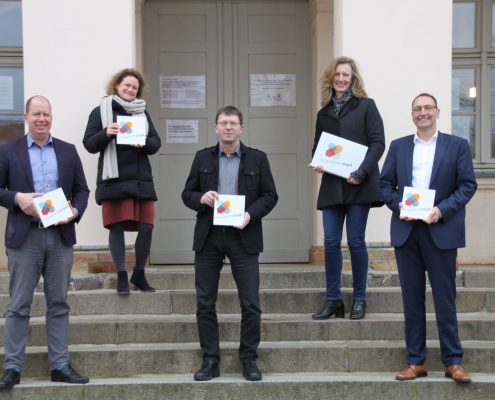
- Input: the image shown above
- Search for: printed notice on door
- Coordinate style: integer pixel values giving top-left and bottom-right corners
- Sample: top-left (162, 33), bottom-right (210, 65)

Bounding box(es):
top-left (159, 75), bottom-right (206, 109)
top-left (250, 73), bottom-right (296, 107)
top-left (165, 120), bottom-right (199, 144)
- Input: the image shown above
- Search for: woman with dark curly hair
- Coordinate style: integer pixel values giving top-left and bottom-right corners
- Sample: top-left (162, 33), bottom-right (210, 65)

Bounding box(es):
top-left (83, 68), bottom-right (161, 294)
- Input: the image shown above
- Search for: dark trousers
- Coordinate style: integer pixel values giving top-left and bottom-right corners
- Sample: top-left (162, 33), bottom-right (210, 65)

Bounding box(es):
top-left (395, 221), bottom-right (463, 366)
top-left (195, 226), bottom-right (261, 362)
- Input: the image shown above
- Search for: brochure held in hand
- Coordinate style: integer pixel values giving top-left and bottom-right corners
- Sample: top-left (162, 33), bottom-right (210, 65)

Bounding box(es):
top-left (213, 195), bottom-right (246, 226)
top-left (400, 186), bottom-right (436, 220)
top-left (310, 131), bottom-right (368, 178)
top-left (34, 188), bottom-right (73, 227)
top-left (116, 116), bottom-right (146, 145)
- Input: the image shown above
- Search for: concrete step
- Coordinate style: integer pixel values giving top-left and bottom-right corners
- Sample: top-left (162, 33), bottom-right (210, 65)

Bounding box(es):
top-left (463, 266), bottom-right (495, 288)
top-left (67, 267), bottom-right (468, 291)
top-left (2, 266), bottom-right (396, 292)
top-left (7, 340), bottom-right (495, 378)
top-left (2, 266), bottom-right (495, 293)
top-left (6, 313), bottom-right (495, 346)
top-left (0, 287), bottom-right (492, 317)
top-left (72, 246), bottom-right (398, 273)
top-left (6, 373), bottom-right (495, 400)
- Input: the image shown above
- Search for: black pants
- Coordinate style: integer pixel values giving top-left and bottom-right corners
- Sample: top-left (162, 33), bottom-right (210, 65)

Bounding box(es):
top-left (195, 226), bottom-right (261, 362)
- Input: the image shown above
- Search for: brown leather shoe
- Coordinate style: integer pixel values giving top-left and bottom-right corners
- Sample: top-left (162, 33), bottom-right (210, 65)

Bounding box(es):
top-left (444, 364), bottom-right (471, 383)
top-left (395, 364), bottom-right (428, 380)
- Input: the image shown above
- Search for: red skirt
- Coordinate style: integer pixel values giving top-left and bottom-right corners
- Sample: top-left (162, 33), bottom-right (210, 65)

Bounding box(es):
top-left (102, 198), bottom-right (155, 231)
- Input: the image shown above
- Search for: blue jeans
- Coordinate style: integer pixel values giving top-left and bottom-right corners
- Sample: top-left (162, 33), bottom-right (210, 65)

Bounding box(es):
top-left (322, 204), bottom-right (370, 301)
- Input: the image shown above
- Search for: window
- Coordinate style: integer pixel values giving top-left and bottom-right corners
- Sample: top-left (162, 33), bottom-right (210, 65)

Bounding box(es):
top-left (452, 67), bottom-right (477, 158)
top-left (453, 1), bottom-right (477, 48)
top-left (0, 0), bottom-right (24, 145)
top-left (452, 0), bottom-right (495, 169)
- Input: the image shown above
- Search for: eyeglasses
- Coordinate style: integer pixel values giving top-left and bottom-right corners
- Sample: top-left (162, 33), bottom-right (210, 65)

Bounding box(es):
top-left (412, 105), bottom-right (437, 113)
top-left (216, 121), bottom-right (241, 127)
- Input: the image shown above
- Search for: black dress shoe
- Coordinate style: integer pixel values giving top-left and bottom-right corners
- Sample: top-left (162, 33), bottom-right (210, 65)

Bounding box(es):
top-left (0, 369), bottom-right (20, 390)
top-left (350, 300), bottom-right (366, 320)
top-left (51, 364), bottom-right (89, 384)
top-left (242, 359), bottom-right (262, 381)
top-left (194, 359), bottom-right (220, 381)
top-left (312, 300), bottom-right (345, 320)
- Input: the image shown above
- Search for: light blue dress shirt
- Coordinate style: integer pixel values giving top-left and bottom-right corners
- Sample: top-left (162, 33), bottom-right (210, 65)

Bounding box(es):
top-left (26, 134), bottom-right (59, 194)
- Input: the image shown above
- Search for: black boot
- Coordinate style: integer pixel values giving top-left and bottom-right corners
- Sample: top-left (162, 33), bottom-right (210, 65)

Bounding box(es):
top-left (242, 359), bottom-right (262, 381)
top-left (117, 271), bottom-right (130, 295)
top-left (194, 358), bottom-right (220, 381)
top-left (130, 269), bottom-right (155, 292)
top-left (311, 300), bottom-right (345, 320)
top-left (350, 300), bottom-right (366, 320)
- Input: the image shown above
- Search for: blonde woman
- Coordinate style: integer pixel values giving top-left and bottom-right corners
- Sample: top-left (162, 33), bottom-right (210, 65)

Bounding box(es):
top-left (310, 57), bottom-right (385, 320)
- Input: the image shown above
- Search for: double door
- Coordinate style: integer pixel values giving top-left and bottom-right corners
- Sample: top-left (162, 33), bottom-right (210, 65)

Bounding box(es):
top-left (144, 0), bottom-right (311, 263)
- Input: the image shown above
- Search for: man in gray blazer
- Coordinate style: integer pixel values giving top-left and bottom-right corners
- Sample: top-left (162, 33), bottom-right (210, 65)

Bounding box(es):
top-left (0, 96), bottom-right (90, 389)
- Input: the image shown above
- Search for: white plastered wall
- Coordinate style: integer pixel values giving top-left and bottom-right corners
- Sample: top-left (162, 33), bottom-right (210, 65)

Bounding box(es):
top-left (22, 0), bottom-right (137, 247)
top-left (309, 0), bottom-right (333, 250)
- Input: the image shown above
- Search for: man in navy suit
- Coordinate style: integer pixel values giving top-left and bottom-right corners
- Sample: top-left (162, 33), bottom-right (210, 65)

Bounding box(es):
top-left (0, 96), bottom-right (90, 389)
top-left (379, 93), bottom-right (477, 383)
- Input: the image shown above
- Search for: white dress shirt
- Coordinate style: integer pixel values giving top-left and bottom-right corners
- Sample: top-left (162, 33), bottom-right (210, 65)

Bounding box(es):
top-left (412, 131), bottom-right (438, 189)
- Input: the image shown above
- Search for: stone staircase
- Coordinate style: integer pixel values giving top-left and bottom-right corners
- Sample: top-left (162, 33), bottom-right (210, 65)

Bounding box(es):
top-left (0, 264), bottom-right (494, 399)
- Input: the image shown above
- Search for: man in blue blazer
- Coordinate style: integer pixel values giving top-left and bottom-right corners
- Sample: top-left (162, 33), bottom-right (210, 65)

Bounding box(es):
top-left (379, 93), bottom-right (477, 383)
top-left (0, 96), bottom-right (90, 389)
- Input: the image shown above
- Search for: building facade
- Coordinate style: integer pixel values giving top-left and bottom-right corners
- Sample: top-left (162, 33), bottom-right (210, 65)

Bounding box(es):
top-left (0, 0), bottom-right (492, 268)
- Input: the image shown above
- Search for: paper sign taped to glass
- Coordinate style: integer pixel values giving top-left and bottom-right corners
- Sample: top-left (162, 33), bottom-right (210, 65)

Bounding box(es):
top-left (116, 116), bottom-right (146, 145)
top-left (34, 188), bottom-right (73, 227)
top-left (310, 131), bottom-right (368, 178)
top-left (213, 195), bottom-right (245, 226)
top-left (400, 186), bottom-right (436, 220)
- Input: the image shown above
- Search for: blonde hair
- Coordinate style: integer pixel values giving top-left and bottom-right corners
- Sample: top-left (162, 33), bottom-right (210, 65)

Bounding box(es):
top-left (320, 56), bottom-right (367, 107)
top-left (105, 68), bottom-right (146, 99)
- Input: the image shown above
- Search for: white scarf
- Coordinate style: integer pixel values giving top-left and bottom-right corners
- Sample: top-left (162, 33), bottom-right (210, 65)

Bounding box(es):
top-left (100, 95), bottom-right (149, 180)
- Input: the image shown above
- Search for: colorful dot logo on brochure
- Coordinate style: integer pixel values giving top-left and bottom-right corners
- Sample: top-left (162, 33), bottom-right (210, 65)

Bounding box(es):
top-left (39, 199), bottom-right (55, 215)
top-left (217, 200), bottom-right (231, 214)
top-left (325, 143), bottom-right (343, 158)
top-left (119, 121), bottom-right (133, 134)
top-left (405, 193), bottom-right (420, 207)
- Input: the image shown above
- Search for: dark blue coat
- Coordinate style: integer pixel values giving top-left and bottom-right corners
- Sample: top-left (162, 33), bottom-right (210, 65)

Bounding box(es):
top-left (0, 136), bottom-right (89, 248)
top-left (379, 132), bottom-right (477, 249)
